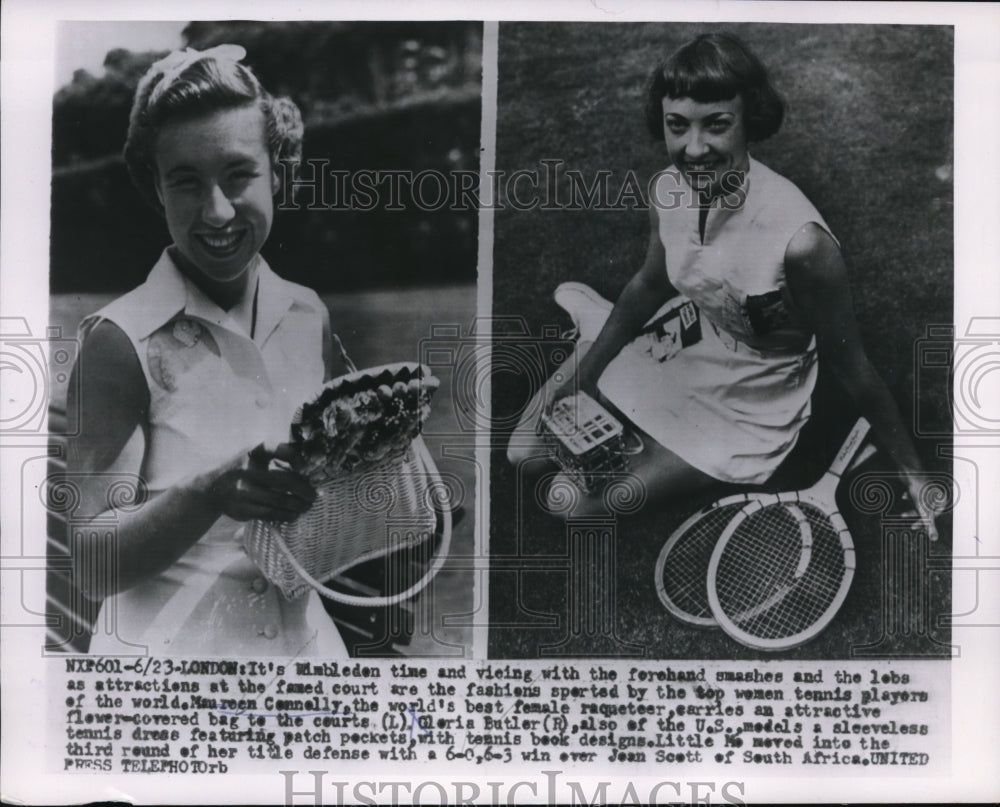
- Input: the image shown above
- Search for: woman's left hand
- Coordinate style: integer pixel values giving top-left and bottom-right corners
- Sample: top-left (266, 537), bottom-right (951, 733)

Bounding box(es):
top-left (900, 472), bottom-right (940, 542)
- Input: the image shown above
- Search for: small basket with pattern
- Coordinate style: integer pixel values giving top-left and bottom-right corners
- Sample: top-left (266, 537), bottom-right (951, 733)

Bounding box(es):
top-left (244, 361), bottom-right (450, 605)
top-left (540, 392), bottom-right (630, 493)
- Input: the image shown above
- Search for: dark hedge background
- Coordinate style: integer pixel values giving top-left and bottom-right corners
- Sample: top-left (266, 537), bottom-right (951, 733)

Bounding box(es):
top-left (50, 21), bottom-right (482, 292)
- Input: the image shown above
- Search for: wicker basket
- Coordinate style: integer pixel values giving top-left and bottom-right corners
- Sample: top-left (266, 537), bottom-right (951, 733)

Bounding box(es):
top-left (244, 437), bottom-right (448, 605)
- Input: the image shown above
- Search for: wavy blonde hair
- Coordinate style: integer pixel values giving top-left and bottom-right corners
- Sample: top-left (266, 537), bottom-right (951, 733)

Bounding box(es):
top-left (124, 48), bottom-right (304, 211)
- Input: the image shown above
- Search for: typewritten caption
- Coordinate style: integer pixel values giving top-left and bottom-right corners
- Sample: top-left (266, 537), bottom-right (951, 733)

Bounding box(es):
top-left (56, 660), bottom-right (946, 774)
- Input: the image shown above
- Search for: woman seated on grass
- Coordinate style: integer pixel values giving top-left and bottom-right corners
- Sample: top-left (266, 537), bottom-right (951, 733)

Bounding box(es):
top-left (68, 45), bottom-right (349, 656)
top-left (507, 33), bottom-right (937, 539)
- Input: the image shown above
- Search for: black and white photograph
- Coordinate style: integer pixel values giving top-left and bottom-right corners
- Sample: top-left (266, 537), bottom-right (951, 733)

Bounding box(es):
top-left (490, 22), bottom-right (954, 660)
top-left (43, 19), bottom-right (481, 658)
top-left (1, 1), bottom-right (998, 805)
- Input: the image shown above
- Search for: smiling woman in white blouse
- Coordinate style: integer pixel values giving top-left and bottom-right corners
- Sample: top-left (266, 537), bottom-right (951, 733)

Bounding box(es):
top-left (68, 45), bottom-right (348, 656)
top-left (508, 33), bottom-right (937, 539)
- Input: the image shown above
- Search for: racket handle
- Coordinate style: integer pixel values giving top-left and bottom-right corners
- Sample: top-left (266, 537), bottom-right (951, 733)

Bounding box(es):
top-left (846, 442), bottom-right (877, 473)
top-left (829, 418), bottom-right (871, 478)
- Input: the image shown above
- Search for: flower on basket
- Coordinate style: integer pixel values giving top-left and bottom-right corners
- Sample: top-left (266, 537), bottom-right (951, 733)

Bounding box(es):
top-left (293, 363), bottom-right (439, 480)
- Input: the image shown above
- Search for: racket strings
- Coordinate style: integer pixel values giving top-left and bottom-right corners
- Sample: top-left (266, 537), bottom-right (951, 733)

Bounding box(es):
top-left (714, 502), bottom-right (847, 640)
top-left (714, 506), bottom-right (805, 615)
top-left (776, 504), bottom-right (848, 620)
top-left (658, 502), bottom-right (747, 622)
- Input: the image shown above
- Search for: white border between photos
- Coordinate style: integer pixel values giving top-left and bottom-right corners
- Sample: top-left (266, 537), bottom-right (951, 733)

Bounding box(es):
top-left (1, 0), bottom-right (998, 803)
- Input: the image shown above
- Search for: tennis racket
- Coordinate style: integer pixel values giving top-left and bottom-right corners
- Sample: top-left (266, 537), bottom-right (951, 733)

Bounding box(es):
top-left (655, 429), bottom-right (875, 628)
top-left (706, 418), bottom-right (871, 650)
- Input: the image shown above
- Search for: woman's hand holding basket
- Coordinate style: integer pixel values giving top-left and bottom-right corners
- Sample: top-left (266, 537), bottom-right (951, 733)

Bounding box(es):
top-left (243, 363), bottom-right (446, 602)
top-left (200, 442), bottom-right (317, 523)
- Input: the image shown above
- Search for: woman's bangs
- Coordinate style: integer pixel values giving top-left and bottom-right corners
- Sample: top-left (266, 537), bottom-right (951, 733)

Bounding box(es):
top-left (664, 62), bottom-right (741, 104)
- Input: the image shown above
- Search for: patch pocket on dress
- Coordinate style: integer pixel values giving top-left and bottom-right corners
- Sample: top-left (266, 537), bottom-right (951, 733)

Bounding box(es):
top-left (147, 318), bottom-right (220, 392)
top-left (742, 289), bottom-right (790, 336)
top-left (638, 300), bottom-right (702, 362)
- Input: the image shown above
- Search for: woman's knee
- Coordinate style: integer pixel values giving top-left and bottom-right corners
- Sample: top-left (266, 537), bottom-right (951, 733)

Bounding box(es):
top-left (507, 438), bottom-right (537, 466)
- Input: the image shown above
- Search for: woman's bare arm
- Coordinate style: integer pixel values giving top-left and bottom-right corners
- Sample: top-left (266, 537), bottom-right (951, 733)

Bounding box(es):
top-left (785, 223), bottom-right (938, 539)
top-left (553, 204), bottom-right (679, 400)
top-left (67, 320), bottom-right (317, 598)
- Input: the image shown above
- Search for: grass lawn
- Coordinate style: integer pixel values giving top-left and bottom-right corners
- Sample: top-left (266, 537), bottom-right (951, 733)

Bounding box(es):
top-left (489, 23), bottom-right (953, 659)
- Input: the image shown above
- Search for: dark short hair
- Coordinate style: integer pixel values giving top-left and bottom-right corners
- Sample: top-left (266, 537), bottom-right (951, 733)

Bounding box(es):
top-left (124, 51), bottom-right (303, 211)
top-left (644, 33), bottom-right (784, 142)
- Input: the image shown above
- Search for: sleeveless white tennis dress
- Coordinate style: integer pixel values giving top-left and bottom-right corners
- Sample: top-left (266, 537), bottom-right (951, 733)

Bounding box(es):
top-left (83, 251), bottom-right (347, 657)
top-left (597, 156), bottom-right (836, 484)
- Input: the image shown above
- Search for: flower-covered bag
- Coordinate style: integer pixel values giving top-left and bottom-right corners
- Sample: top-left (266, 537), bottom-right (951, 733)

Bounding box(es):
top-left (243, 358), bottom-right (450, 605)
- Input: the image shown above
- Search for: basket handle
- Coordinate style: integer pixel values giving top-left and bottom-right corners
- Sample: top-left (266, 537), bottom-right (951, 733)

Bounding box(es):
top-left (269, 437), bottom-right (452, 607)
top-left (331, 332), bottom-right (358, 374)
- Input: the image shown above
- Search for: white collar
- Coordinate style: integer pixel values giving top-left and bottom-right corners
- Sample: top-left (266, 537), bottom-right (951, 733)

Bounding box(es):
top-left (135, 249), bottom-right (301, 345)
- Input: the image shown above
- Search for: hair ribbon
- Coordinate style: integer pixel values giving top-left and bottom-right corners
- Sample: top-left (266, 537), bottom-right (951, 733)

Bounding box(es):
top-left (148, 44), bottom-right (247, 105)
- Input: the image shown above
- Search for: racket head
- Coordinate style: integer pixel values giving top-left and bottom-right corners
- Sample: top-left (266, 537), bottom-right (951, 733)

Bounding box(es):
top-left (653, 437), bottom-right (873, 633)
top-left (655, 494), bottom-right (752, 626)
top-left (707, 492), bottom-right (856, 651)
